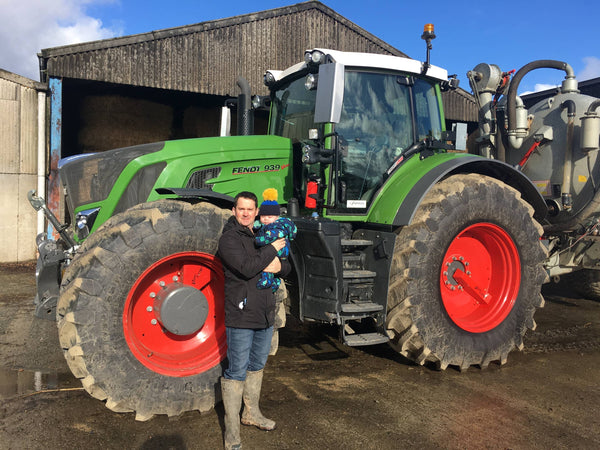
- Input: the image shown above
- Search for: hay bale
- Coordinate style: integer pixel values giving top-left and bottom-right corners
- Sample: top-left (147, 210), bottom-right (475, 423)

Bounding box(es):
top-left (78, 95), bottom-right (173, 152)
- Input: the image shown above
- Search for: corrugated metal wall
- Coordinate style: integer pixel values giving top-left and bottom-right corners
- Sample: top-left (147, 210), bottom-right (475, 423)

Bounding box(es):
top-left (42, 2), bottom-right (403, 98)
top-left (442, 88), bottom-right (478, 122)
top-left (0, 71), bottom-right (44, 262)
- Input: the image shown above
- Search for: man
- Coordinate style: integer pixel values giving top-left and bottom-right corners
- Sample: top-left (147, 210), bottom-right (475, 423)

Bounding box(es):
top-left (217, 191), bottom-right (289, 450)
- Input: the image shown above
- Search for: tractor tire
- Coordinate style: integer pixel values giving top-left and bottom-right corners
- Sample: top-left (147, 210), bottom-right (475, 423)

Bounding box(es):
top-left (385, 174), bottom-right (548, 370)
top-left (58, 200), bottom-right (231, 420)
top-left (566, 269), bottom-right (600, 301)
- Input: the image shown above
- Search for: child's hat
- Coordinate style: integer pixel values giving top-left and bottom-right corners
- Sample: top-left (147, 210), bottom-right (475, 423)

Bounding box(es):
top-left (259, 188), bottom-right (280, 216)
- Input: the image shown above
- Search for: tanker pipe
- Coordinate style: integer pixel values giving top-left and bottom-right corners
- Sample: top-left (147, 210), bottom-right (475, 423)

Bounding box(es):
top-left (507, 60), bottom-right (575, 149)
top-left (581, 99), bottom-right (600, 151)
top-left (587, 99), bottom-right (600, 114)
top-left (236, 76), bottom-right (254, 136)
top-left (560, 100), bottom-right (576, 210)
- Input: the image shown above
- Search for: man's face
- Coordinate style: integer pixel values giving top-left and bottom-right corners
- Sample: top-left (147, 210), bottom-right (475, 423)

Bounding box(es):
top-left (233, 197), bottom-right (257, 229)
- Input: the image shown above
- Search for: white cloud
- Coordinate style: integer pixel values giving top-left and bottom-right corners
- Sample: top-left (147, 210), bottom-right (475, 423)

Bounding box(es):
top-left (0, 0), bottom-right (121, 80)
top-left (578, 56), bottom-right (600, 81)
top-left (534, 83), bottom-right (559, 93)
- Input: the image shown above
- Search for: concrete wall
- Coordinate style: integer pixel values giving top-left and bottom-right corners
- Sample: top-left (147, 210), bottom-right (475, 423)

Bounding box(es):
top-left (0, 70), bottom-right (45, 263)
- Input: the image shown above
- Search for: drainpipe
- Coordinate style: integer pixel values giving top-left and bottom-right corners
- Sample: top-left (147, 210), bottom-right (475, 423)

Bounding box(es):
top-left (37, 90), bottom-right (47, 237)
top-left (560, 100), bottom-right (576, 210)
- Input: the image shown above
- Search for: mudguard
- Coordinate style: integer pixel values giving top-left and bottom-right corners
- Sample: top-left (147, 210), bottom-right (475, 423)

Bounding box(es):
top-left (369, 154), bottom-right (547, 227)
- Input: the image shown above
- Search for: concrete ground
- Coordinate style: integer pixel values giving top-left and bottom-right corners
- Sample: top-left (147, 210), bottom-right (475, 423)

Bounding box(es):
top-left (0, 263), bottom-right (599, 450)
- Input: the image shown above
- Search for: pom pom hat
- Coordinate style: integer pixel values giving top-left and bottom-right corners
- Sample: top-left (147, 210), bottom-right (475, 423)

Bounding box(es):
top-left (259, 188), bottom-right (280, 216)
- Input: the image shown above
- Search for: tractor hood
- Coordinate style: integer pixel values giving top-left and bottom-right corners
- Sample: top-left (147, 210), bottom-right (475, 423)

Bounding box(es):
top-left (59, 135), bottom-right (293, 238)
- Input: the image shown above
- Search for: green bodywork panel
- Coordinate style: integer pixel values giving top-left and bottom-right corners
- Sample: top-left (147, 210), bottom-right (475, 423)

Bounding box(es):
top-left (77, 135), bottom-right (293, 235)
top-left (324, 151), bottom-right (474, 224)
top-left (368, 151), bottom-right (472, 224)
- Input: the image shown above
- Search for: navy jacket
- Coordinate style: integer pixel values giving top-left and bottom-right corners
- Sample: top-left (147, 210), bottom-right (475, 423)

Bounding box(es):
top-left (217, 215), bottom-right (291, 328)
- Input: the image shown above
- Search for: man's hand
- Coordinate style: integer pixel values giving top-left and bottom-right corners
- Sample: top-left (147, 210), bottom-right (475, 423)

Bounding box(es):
top-left (263, 257), bottom-right (282, 273)
top-left (270, 238), bottom-right (286, 252)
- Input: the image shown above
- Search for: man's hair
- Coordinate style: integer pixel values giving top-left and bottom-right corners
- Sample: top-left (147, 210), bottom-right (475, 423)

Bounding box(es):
top-left (234, 191), bottom-right (258, 207)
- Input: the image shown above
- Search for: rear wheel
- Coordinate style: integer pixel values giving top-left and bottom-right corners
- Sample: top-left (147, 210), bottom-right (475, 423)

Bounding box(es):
top-left (385, 174), bottom-right (548, 370)
top-left (58, 200), bottom-right (231, 420)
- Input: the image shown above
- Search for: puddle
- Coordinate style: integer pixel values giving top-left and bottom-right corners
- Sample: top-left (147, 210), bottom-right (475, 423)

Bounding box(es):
top-left (0, 368), bottom-right (78, 399)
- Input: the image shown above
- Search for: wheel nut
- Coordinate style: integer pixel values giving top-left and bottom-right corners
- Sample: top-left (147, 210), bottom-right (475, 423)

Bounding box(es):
top-left (151, 319), bottom-right (157, 325)
top-left (149, 292), bottom-right (156, 298)
top-left (159, 281), bottom-right (166, 287)
top-left (146, 306), bottom-right (153, 312)
top-left (173, 276), bottom-right (179, 282)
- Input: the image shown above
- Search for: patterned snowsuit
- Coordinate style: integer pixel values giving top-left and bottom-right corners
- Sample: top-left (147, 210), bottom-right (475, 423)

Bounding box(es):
top-left (254, 217), bottom-right (297, 292)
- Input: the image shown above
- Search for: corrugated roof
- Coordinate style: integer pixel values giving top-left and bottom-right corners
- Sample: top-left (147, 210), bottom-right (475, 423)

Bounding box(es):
top-left (38, 1), bottom-right (475, 121)
top-left (442, 87), bottom-right (477, 122)
top-left (39, 1), bottom-right (406, 96)
top-left (0, 68), bottom-right (46, 91)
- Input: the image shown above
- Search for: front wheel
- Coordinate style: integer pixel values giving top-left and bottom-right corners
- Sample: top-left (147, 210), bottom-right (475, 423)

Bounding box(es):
top-left (58, 200), bottom-right (231, 420)
top-left (385, 174), bottom-right (548, 370)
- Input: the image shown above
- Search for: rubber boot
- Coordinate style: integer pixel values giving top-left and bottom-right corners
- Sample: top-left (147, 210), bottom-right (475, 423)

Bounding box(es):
top-left (221, 377), bottom-right (244, 450)
top-left (241, 369), bottom-right (276, 431)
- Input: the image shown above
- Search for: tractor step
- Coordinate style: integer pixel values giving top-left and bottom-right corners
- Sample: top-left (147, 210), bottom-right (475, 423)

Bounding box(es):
top-left (343, 332), bottom-right (389, 347)
top-left (341, 239), bottom-right (372, 248)
top-left (340, 301), bottom-right (383, 313)
top-left (342, 253), bottom-right (364, 270)
top-left (343, 269), bottom-right (376, 279)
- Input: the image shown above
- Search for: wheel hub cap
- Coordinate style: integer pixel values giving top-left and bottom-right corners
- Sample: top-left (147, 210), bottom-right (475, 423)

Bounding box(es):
top-left (154, 283), bottom-right (209, 336)
top-left (440, 223), bottom-right (521, 333)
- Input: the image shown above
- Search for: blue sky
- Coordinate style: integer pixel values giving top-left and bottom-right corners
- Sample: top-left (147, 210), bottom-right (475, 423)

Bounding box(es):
top-left (2, 0), bottom-right (599, 94)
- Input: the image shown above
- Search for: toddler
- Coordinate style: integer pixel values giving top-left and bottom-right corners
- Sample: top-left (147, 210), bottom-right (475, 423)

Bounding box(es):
top-left (254, 188), bottom-right (297, 292)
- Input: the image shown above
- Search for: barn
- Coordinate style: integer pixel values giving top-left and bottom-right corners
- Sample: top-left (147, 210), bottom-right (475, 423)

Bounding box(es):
top-left (2, 1), bottom-right (477, 262)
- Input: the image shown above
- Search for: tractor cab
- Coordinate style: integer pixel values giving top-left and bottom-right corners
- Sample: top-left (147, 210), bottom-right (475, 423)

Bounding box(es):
top-left (265, 49), bottom-right (451, 217)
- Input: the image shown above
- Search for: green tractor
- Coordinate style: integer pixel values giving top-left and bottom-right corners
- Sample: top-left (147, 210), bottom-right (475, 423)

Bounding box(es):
top-left (32, 29), bottom-right (589, 420)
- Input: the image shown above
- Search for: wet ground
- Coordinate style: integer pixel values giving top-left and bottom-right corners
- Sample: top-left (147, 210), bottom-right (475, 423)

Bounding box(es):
top-left (0, 263), bottom-right (599, 450)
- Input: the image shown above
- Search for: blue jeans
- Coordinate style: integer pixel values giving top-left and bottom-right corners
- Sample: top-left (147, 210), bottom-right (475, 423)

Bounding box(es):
top-left (224, 326), bottom-right (274, 381)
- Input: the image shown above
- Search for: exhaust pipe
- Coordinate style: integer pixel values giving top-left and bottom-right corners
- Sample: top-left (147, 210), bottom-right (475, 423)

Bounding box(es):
top-left (236, 77), bottom-right (254, 136)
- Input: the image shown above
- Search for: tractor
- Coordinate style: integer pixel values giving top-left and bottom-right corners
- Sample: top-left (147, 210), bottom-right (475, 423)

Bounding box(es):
top-left (28, 24), bottom-right (600, 420)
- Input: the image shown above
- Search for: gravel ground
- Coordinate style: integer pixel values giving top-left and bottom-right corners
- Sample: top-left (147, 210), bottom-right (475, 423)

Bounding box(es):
top-left (1, 264), bottom-right (599, 450)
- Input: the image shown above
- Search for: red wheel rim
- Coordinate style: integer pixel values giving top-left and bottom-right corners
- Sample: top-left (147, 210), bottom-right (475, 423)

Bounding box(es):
top-left (440, 223), bottom-right (520, 333)
top-left (123, 252), bottom-right (226, 377)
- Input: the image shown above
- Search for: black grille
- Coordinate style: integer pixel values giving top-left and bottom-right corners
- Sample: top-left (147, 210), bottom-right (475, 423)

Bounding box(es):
top-left (186, 167), bottom-right (221, 189)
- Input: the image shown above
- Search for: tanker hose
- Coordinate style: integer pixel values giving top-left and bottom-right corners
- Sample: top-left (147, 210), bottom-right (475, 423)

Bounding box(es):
top-left (507, 60), bottom-right (574, 147)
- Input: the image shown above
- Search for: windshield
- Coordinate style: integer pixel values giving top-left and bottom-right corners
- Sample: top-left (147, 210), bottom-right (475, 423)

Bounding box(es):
top-left (269, 75), bottom-right (318, 140)
top-left (334, 71), bottom-right (442, 207)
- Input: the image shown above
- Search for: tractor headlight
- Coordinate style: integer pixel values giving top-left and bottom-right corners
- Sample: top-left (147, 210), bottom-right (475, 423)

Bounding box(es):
top-left (75, 207), bottom-right (100, 240)
top-left (304, 50), bottom-right (326, 66)
top-left (305, 74), bottom-right (318, 91)
top-left (264, 71), bottom-right (276, 87)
